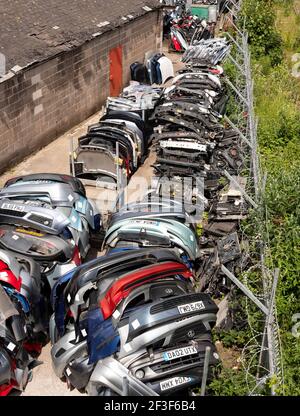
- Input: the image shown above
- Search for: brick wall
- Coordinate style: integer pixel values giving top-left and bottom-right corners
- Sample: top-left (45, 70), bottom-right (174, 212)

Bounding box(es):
top-left (0, 10), bottom-right (162, 173)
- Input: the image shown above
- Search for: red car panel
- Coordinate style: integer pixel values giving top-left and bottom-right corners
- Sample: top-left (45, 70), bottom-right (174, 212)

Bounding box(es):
top-left (99, 261), bottom-right (193, 319)
top-left (0, 260), bottom-right (22, 292)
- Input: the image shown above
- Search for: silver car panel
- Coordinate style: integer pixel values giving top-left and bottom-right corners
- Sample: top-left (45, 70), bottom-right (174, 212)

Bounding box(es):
top-left (87, 357), bottom-right (158, 396)
top-left (51, 329), bottom-right (87, 378)
top-left (118, 314), bottom-right (215, 358)
top-left (0, 182), bottom-right (81, 208)
top-left (125, 339), bottom-right (216, 382)
top-left (103, 218), bottom-right (199, 260)
top-left (0, 198), bottom-right (72, 235)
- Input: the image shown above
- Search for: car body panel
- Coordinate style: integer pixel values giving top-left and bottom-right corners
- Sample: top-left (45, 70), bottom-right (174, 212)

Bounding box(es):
top-left (103, 218), bottom-right (199, 260)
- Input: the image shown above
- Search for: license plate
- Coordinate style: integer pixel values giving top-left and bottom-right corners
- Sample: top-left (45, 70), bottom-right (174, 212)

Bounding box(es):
top-left (163, 346), bottom-right (198, 361)
top-left (1, 203), bottom-right (25, 212)
top-left (160, 376), bottom-right (192, 392)
top-left (178, 301), bottom-right (205, 314)
top-left (16, 228), bottom-right (44, 237)
top-left (131, 220), bottom-right (159, 226)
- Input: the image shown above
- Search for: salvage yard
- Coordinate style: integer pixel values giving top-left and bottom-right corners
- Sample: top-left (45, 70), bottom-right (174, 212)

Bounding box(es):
top-left (0, 1), bottom-right (265, 397)
top-left (1, 0), bottom-right (298, 398)
top-left (0, 46), bottom-right (192, 396)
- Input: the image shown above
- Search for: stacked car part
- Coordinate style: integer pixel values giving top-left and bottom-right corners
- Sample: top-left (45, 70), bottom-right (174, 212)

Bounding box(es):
top-left (50, 246), bottom-right (219, 395)
top-left (1, 10), bottom-right (251, 396)
top-left (57, 72), bottom-right (222, 395)
top-left (0, 174), bottom-right (102, 289)
top-left (0, 251), bottom-right (46, 395)
top-left (71, 83), bottom-right (162, 186)
top-left (183, 38), bottom-right (231, 66)
top-left (149, 37), bottom-right (249, 300)
top-left (0, 174), bottom-right (102, 395)
top-left (60, 30), bottom-right (248, 395)
top-left (163, 3), bottom-right (214, 52)
top-left (146, 53), bottom-right (174, 85)
top-left (149, 69), bottom-right (220, 215)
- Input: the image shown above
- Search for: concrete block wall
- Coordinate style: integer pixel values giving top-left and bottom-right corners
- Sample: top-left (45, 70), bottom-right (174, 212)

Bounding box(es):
top-left (0, 10), bottom-right (162, 173)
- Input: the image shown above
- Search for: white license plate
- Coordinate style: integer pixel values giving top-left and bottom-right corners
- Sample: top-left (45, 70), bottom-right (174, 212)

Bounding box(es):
top-left (160, 376), bottom-right (192, 391)
top-left (163, 345), bottom-right (198, 361)
top-left (178, 301), bottom-right (205, 314)
top-left (131, 219), bottom-right (159, 226)
top-left (1, 203), bottom-right (25, 212)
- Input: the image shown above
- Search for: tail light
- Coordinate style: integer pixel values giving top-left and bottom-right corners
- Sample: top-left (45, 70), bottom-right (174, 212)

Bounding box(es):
top-left (171, 35), bottom-right (182, 52)
top-left (0, 260), bottom-right (7, 272)
top-left (0, 382), bottom-right (16, 396)
top-left (0, 260), bottom-right (22, 292)
top-left (71, 246), bottom-right (81, 267)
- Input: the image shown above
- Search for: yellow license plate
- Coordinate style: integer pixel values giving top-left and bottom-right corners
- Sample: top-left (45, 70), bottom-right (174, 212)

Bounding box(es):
top-left (16, 228), bottom-right (44, 237)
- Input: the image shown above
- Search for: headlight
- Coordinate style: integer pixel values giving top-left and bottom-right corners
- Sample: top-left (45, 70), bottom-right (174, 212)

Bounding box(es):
top-left (135, 369), bottom-right (145, 379)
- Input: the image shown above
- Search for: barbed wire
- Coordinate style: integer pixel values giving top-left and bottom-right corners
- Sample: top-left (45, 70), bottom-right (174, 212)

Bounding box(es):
top-left (222, 0), bottom-right (284, 395)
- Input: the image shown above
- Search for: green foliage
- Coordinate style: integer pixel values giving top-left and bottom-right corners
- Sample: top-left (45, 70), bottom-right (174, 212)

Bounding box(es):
top-left (240, 0), bottom-right (283, 65)
top-left (223, 59), bottom-right (241, 123)
top-left (251, 0), bottom-right (300, 396)
top-left (215, 329), bottom-right (250, 348)
top-left (207, 368), bottom-right (250, 396)
top-left (280, 334), bottom-right (300, 395)
top-left (253, 62), bottom-right (300, 149)
top-left (210, 0), bottom-right (300, 397)
top-left (259, 152), bottom-right (300, 396)
top-left (262, 140), bottom-right (300, 218)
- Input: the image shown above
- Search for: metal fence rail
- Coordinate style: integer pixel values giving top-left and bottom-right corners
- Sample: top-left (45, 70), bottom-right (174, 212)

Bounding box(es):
top-left (221, 0), bottom-right (284, 395)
